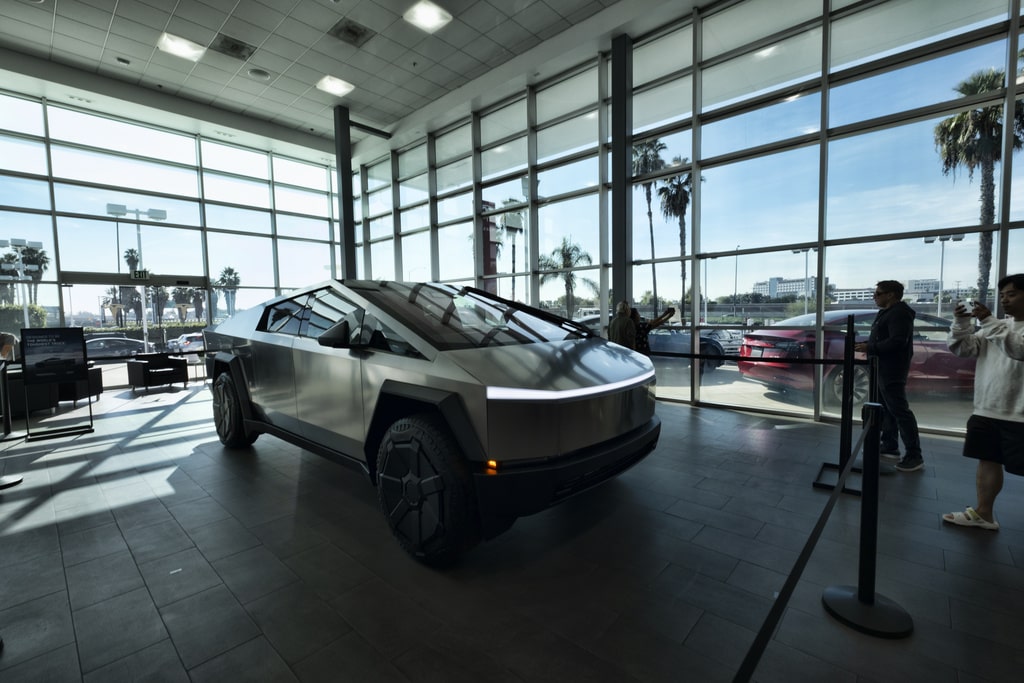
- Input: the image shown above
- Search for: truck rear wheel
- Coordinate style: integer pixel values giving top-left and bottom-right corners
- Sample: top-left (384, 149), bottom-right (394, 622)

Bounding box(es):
top-left (212, 372), bottom-right (257, 447)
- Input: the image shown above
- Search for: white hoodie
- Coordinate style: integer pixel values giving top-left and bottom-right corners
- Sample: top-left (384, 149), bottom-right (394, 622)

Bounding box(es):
top-left (948, 316), bottom-right (1024, 423)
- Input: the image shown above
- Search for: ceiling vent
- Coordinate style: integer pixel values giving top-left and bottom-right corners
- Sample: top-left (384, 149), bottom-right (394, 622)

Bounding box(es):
top-left (209, 34), bottom-right (257, 61)
top-left (329, 18), bottom-right (376, 47)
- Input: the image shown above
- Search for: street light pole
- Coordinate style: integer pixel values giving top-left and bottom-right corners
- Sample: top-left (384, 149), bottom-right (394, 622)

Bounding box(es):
top-left (107, 204), bottom-right (167, 349)
top-left (503, 212), bottom-right (524, 302)
top-left (791, 248), bottom-right (816, 315)
top-left (924, 234), bottom-right (964, 318)
top-left (733, 244), bottom-right (739, 320)
top-left (703, 261), bottom-right (709, 323)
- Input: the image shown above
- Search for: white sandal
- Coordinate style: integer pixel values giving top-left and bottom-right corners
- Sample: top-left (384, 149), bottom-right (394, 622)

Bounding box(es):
top-left (942, 507), bottom-right (999, 530)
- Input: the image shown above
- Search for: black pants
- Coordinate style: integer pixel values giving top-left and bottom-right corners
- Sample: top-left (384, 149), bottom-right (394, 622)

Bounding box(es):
top-left (878, 379), bottom-right (921, 458)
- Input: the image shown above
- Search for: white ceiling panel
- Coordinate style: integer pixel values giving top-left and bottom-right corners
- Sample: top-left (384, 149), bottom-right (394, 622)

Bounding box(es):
top-left (0, 0), bottom-right (698, 161)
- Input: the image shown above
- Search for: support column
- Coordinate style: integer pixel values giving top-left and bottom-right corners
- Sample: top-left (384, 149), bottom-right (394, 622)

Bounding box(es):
top-left (333, 105), bottom-right (357, 278)
top-left (610, 33), bottom-right (633, 306)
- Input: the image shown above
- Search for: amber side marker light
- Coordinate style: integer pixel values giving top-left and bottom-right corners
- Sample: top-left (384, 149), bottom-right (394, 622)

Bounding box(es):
top-left (486, 460), bottom-right (499, 474)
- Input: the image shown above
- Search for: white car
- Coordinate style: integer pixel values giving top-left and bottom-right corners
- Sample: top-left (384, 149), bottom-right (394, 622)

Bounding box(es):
top-left (177, 333), bottom-right (205, 353)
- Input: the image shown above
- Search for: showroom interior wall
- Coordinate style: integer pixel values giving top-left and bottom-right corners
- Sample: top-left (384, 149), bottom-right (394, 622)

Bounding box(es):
top-left (2, 0), bottom-right (1024, 432)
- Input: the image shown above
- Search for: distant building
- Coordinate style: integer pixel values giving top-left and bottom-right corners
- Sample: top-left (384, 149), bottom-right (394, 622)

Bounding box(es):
top-left (906, 278), bottom-right (939, 301)
top-left (752, 275), bottom-right (820, 298)
top-left (831, 287), bottom-right (875, 302)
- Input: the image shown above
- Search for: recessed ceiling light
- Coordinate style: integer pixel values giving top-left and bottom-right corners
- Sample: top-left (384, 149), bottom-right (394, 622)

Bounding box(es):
top-left (157, 32), bottom-right (206, 62)
top-left (116, 56), bottom-right (131, 66)
top-left (248, 68), bottom-right (271, 81)
top-left (316, 75), bottom-right (355, 98)
top-left (404, 1), bottom-right (452, 34)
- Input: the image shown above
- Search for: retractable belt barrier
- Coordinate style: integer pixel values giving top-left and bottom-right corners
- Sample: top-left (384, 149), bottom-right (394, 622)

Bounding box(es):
top-left (650, 317), bottom-right (914, 681)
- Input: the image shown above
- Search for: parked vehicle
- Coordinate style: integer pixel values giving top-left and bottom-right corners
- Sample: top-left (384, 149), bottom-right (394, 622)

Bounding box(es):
top-left (175, 333), bottom-right (205, 354)
top-left (205, 280), bottom-right (661, 565)
top-left (167, 334), bottom-right (188, 352)
top-left (737, 309), bottom-right (975, 406)
top-left (584, 317), bottom-right (742, 372)
top-left (84, 337), bottom-right (150, 360)
top-left (647, 325), bottom-right (742, 370)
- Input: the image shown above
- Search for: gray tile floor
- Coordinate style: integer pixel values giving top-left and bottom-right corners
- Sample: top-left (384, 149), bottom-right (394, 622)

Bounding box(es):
top-left (1, 384), bottom-right (1022, 682)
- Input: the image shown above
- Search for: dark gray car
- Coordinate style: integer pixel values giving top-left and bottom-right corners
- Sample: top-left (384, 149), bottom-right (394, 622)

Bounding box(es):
top-left (205, 280), bottom-right (661, 565)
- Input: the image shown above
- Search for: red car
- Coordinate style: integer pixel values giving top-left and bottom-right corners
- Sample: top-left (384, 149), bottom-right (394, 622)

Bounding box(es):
top-left (738, 309), bottom-right (975, 406)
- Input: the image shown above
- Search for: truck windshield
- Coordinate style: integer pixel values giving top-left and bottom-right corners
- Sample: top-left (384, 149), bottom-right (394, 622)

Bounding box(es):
top-left (357, 281), bottom-right (594, 351)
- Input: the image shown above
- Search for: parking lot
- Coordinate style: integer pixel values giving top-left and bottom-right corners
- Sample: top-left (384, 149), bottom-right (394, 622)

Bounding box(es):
top-left (653, 360), bottom-right (971, 433)
top-left (89, 355), bottom-right (967, 434)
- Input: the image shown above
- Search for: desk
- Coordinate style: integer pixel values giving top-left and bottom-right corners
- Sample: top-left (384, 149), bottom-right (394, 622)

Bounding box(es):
top-left (5, 367), bottom-right (59, 418)
top-left (58, 366), bottom-right (103, 405)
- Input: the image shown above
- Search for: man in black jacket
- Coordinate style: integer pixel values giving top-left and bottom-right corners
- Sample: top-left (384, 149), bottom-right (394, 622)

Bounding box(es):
top-left (854, 280), bottom-right (924, 472)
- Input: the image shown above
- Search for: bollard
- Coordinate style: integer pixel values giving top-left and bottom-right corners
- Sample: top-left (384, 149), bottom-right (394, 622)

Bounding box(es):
top-left (821, 402), bottom-right (913, 638)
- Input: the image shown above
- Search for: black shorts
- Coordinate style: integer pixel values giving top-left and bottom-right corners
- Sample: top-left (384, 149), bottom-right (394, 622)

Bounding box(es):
top-left (963, 415), bottom-right (1024, 475)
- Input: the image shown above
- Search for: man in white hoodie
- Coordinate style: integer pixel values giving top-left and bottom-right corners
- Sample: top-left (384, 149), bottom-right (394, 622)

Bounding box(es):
top-left (942, 274), bottom-right (1024, 530)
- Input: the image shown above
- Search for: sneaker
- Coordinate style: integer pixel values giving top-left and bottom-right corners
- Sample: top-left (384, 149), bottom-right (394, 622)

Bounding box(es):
top-left (879, 449), bottom-right (900, 461)
top-left (895, 455), bottom-right (924, 472)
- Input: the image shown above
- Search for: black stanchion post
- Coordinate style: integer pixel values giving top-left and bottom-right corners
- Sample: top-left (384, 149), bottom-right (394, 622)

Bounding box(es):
top-left (838, 315), bottom-right (855, 470)
top-left (1, 362), bottom-right (10, 437)
top-left (858, 401), bottom-right (880, 603)
top-left (822, 402), bottom-right (913, 638)
top-left (813, 316), bottom-right (862, 495)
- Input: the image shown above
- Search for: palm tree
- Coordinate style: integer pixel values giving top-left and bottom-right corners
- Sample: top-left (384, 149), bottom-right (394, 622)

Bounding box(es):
top-left (150, 286), bottom-right (169, 325)
top-left (122, 248), bottom-right (147, 324)
top-left (125, 287), bottom-right (143, 324)
top-left (633, 139), bottom-right (667, 315)
top-left (21, 247), bottom-right (49, 304)
top-left (934, 67), bottom-right (1024, 303)
top-left (172, 287), bottom-right (193, 322)
top-left (658, 157), bottom-right (701, 306)
top-left (217, 267), bottom-right (241, 316)
top-left (192, 289), bottom-right (206, 321)
top-left (117, 286), bottom-right (135, 325)
top-left (538, 237), bottom-right (597, 318)
top-left (124, 248), bottom-right (139, 273)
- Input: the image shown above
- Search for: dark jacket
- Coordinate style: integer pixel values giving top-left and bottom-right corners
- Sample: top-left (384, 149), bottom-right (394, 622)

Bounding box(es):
top-left (866, 300), bottom-right (915, 382)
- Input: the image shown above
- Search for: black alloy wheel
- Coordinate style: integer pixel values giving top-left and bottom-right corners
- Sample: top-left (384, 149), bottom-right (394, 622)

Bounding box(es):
top-left (212, 372), bottom-right (257, 447)
top-left (826, 365), bottom-right (869, 408)
top-left (376, 414), bottom-right (479, 566)
top-left (704, 340), bottom-right (724, 371)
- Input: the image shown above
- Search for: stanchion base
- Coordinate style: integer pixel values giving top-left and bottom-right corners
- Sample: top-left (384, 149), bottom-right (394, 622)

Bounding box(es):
top-left (822, 584), bottom-right (913, 638)
top-left (0, 474), bottom-right (24, 490)
top-left (813, 462), bottom-right (862, 495)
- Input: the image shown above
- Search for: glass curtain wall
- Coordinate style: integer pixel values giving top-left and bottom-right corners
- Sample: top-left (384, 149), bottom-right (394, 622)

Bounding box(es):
top-left (0, 94), bottom-right (336, 346)
top-left (680, 0), bottom-right (1015, 430)
top-left (2, 0), bottom-right (1023, 433)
